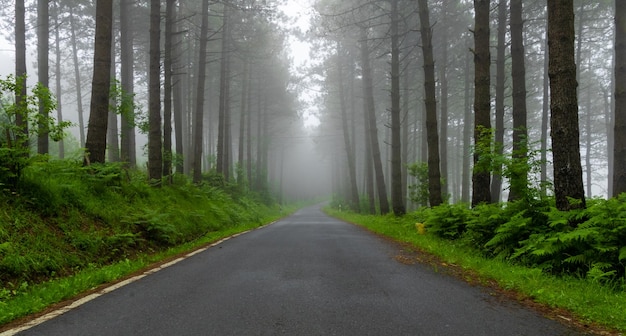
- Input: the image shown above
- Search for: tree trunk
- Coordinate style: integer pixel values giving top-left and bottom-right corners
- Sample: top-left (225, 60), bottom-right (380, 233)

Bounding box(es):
top-left (336, 46), bottom-right (360, 212)
top-left (15, 0), bottom-right (28, 150)
top-left (238, 61), bottom-right (249, 186)
top-left (492, 0), bottom-right (506, 202)
top-left (402, 65), bottom-right (410, 209)
top-left (585, 84), bottom-right (592, 197)
top-left (147, 0), bottom-right (162, 182)
top-left (508, 0), bottom-right (529, 202)
top-left (540, 28), bottom-right (550, 196)
top-left (255, 82), bottom-right (264, 191)
top-left (120, 0), bottom-right (136, 167)
top-left (461, 44), bottom-right (472, 204)
top-left (363, 78), bottom-right (376, 214)
top-left (360, 28), bottom-right (389, 214)
top-left (107, 48), bottom-right (120, 162)
top-left (605, 89), bottom-right (614, 198)
top-left (84, 0), bottom-right (113, 165)
top-left (52, 0), bottom-right (64, 158)
top-left (37, 0), bottom-right (49, 154)
top-left (390, 0), bottom-right (405, 215)
top-left (417, 0), bottom-right (443, 207)
top-left (69, 8), bottom-right (85, 149)
top-left (246, 69), bottom-right (254, 186)
top-left (438, 0), bottom-right (450, 200)
top-left (193, 0), bottom-right (210, 184)
top-left (172, 0), bottom-right (184, 175)
top-left (472, 0), bottom-right (492, 206)
top-left (613, 0), bottom-right (626, 196)
top-left (217, 4), bottom-right (232, 180)
top-left (547, 0), bottom-right (586, 210)
top-left (163, 0), bottom-right (176, 181)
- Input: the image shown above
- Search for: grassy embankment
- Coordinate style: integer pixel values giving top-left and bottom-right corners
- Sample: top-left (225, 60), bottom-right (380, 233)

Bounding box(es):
top-left (327, 207), bottom-right (626, 334)
top-left (0, 160), bottom-right (294, 327)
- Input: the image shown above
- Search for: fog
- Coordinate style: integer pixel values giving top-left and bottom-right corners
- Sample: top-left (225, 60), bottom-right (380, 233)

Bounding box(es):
top-left (0, 0), bottom-right (619, 207)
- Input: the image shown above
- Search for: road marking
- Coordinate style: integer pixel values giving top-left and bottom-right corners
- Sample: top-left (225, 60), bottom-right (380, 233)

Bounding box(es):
top-left (0, 221), bottom-right (278, 336)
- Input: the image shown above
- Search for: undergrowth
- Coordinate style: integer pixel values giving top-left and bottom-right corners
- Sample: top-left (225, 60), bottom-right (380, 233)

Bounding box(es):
top-left (0, 159), bottom-right (288, 326)
top-left (327, 197), bottom-right (626, 332)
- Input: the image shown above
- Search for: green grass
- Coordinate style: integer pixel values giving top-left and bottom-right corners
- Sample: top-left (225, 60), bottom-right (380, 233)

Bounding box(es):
top-left (0, 159), bottom-right (298, 327)
top-left (327, 209), bottom-right (626, 333)
top-left (0, 219), bottom-right (286, 327)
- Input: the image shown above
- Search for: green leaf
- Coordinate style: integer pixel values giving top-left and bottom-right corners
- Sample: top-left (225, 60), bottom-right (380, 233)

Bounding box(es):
top-left (619, 246), bottom-right (626, 261)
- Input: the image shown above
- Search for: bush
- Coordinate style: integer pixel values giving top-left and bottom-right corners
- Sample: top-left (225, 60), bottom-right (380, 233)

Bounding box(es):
top-left (423, 203), bottom-right (471, 239)
top-left (463, 203), bottom-right (508, 252)
top-left (482, 198), bottom-right (551, 260)
top-left (512, 197), bottom-right (626, 281)
top-left (0, 160), bottom-right (281, 288)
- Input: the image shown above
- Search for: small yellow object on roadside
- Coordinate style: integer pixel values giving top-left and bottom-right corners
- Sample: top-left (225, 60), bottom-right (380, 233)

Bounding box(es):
top-left (415, 222), bottom-right (426, 235)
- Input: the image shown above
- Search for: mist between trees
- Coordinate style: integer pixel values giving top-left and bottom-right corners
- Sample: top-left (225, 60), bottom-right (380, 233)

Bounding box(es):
top-left (0, 0), bottom-right (624, 209)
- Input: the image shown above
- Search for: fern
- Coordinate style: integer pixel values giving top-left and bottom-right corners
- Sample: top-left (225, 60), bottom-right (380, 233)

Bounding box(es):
top-left (619, 246), bottom-right (626, 261)
top-left (563, 254), bottom-right (589, 265)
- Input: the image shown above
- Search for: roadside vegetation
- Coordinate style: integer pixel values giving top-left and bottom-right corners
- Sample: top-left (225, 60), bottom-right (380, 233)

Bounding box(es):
top-left (327, 195), bottom-right (626, 333)
top-left (0, 159), bottom-right (290, 327)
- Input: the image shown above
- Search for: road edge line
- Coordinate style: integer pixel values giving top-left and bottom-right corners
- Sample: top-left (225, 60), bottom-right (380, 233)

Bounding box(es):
top-left (0, 220), bottom-right (279, 336)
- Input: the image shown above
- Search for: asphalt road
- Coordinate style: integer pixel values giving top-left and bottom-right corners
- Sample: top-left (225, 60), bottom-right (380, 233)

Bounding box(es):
top-left (16, 205), bottom-right (584, 336)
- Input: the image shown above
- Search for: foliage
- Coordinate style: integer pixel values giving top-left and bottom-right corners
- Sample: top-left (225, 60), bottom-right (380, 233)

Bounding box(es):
top-left (327, 208), bottom-right (626, 332)
top-left (421, 203), bottom-right (471, 239)
top-left (407, 162), bottom-right (429, 207)
top-left (416, 193), bottom-right (626, 283)
top-left (472, 126), bottom-right (494, 175)
top-left (513, 196), bottom-right (626, 281)
top-left (407, 162), bottom-right (450, 207)
top-left (330, 174), bottom-right (626, 284)
top-left (0, 159), bottom-right (283, 309)
top-left (0, 75), bottom-right (71, 190)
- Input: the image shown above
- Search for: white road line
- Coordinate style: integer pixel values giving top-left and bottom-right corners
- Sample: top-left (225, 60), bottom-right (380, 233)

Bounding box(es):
top-left (0, 220), bottom-right (278, 336)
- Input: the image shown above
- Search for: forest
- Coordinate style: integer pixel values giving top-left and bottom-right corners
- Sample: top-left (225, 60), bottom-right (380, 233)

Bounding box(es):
top-left (0, 0), bottom-right (626, 331)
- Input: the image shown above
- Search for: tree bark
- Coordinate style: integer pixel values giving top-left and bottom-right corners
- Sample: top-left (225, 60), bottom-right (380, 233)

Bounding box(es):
top-left (585, 84), bottom-right (592, 197)
top-left (246, 69), bottom-right (254, 186)
top-left (163, 0), bottom-right (176, 181)
top-left (120, 0), bottom-right (136, 167)
top-left (69, 8), bottom-right (85, 149)
top-left (147, 0), bottom-right (163, 182)
top-left (37, 0), bottom-right (50, 154)
top-left (360, 28), bottom-right (389, 214)
top-left (336, 45), bottom-right (360, 212)
top-left (84, 0), bottom-right (113, 165)
top-left (390, 0), bottom-right (405, 215)
top-left (172, 2), bottom-right (184, 175)
top-left (193, 0), bottom-right (210, 184)
top-left (508, 0), bottom-right (529, 201)
top-left (417, 0), bottom-right (443, 207)
top-left (402, 64), bottom-right (410, 209)
top-left (461, 43), bottom-right (472, 204)
top-left (472, 0), bottom-right (492, 206)
top-left (492, 0), bottom-right (506, 202)
top-left (52, 0), bottom-right (64, 158)
top-left (547, 0), bottom-right (586, 210)
top-left (217, 4), bottom-right (232, 180)
top-left (438, 0), bottom-right (450, 200)
top-left (15, 0), bottom-right (28, 150)
top-left (107, 48), bottom-right (120, 162)
top-left (605, 89), bottom-right (614, 198)
top-left (540, 28), bottom-right (549, 196)
top-left (613, 0), bottom-right (626, 196)
top-left (363, 78), bottom-right (376, 214)
top-left (238, 61), bottom-right (249, 186)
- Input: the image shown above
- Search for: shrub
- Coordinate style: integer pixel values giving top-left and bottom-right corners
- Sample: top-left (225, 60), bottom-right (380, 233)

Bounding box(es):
top-left (122, 209), bottom-right (180, 245)
top-left (463, 203), bottom-right (508, 253)
top-left (424, 203), bottom-right (472, 239)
